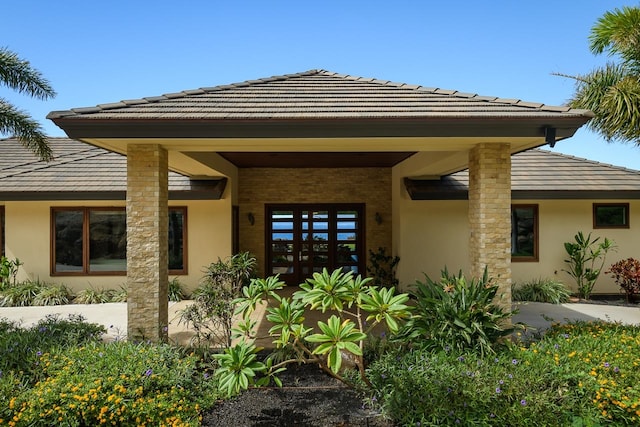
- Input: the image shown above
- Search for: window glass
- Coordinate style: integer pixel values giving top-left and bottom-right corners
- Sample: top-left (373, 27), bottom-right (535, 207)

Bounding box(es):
top-left (0, 206), bottom-right (4, 257)
top-left (89, 210), bottom-right (127, 272)
top-left (54, 210), bottom-right (84, 272)
top-left (52, 207), bottom-right (186, 275)
top-left (594, 204), bottom-right (629, 228)
top-left (168, 208), bottom-right (185, 272)
top-left (511, 205), bottom-right (538, 261)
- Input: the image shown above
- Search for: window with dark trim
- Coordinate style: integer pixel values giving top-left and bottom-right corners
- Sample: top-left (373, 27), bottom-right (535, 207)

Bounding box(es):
top-left (511, 204), bottom-right (538, 262)
top-left (51, 207), bottom-right (187, 275)
top-left (0, 206), bottom-right (4, 257)
top-left (593, 203), bottom-right (629, 229)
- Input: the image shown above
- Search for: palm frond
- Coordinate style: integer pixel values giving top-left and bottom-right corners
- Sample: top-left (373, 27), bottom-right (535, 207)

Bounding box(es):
top-left (0, 47), bottom-right (56, 100)
top-left (0, 99), bottom-right (53, 161)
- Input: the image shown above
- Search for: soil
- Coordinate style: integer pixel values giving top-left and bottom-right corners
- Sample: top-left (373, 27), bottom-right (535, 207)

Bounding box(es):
top-left (201, 363), bottom-right (393, 427)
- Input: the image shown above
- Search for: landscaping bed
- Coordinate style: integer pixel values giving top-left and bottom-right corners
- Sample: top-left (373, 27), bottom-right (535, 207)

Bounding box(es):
top-left (202, 363), bottom-right (391, 427)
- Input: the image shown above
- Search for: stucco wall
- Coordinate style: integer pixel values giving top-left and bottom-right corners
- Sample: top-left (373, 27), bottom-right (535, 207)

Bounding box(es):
top-left (237, 167), bottom-right (392, 278)
top-left (2, 199), bottom-right (231, 294)
top-left (395, 198), bottom-right (640, 295)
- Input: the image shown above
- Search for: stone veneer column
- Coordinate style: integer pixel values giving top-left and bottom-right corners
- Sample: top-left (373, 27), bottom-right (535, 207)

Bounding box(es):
top-left (126, 144), bottom-right (169, 342)
top-left (468, 143), bottom-right (512, 311)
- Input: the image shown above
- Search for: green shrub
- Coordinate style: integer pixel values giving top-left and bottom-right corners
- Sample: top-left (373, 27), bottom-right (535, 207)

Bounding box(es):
top-left (2, 341), bottom-right (218, 426)
top-left (33, 283), bottom-right (72, 306)
top-left (366, 247), bottom-right (400, 288)
top-left (0, 279), bottom-right (43, 306)
top-left (0, 256), bottom-right (22, 288)
top-left (169, 277), bottom-right (186, 301)
top-left (179, 252), bottom-right (256, 350)
top-left (74, 286), bottom-right (118, 304)
top-left (365, 321), bottom-right (640, 426)
top-left (564, 231), bottom-right (615, 299)
top-left (400, 267), bottom-right (517, 356)
top-left (512, 278), bottom-right (571, 304)
top-left (0, 314), bottom-right (105, 383)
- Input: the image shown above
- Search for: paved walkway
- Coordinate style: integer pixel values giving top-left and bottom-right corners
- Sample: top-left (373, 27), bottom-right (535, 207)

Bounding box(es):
top-left (0, 300), bottom-right (638, 343)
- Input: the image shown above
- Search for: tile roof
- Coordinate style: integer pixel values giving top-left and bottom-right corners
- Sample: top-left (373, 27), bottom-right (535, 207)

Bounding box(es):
top-left (47, 69), bottom-right (591, 121)
top-left (0, 138), bottom-right (225, 199)
top-left (406, 149), bottom-right (640, 199)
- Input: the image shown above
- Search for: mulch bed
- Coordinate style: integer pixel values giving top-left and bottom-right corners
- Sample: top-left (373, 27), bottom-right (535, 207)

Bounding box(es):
top-left (201, 363), bottom-right (392, 427)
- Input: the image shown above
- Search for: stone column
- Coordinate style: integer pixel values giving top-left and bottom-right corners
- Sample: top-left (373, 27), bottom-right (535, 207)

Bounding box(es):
top-left (468, 143), bottom-right (512, 311)
top-left (126, 144), bottom-right (169, 341)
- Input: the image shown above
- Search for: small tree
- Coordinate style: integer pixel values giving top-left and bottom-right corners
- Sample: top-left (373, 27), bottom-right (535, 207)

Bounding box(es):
top-left (563, 232), bottom-right (615, 299)
top-left (179, 252), bottom-right (256, 350)
top-left (606, 257), bottom-right (640, 302)
top-left (214, 268), bottom-right (413, 397)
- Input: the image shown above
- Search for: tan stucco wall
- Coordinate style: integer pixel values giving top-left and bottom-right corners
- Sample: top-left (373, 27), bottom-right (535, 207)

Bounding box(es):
top-left (2, 198), bottom-right (231, 294)
top-left (237, 167), bottom-right (392, 278)
top-left (394, 198), bottom-right (640, 295)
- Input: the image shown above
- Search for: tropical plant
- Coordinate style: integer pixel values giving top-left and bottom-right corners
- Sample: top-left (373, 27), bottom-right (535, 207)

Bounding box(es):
top-left (563, 231), bottom-right (615, 299)
top-left (0, 279), bottom-right (43, 306)
top-left (400, 267), bottom-right (518, 356)
top-left (74, 286), bottom-right (118, 304)
top-left (168, 277), bottom-right (186, 301)
top-left (512, 278), bottom-right (571, 304)
top-left (606, 257), bottom-right (640, 302)
top-left (217, 268), bottom-right (413, 395)
top-left (0, 256), bottom-right (22, 288)
top-left (32, 283), bottom-right (72, 306)
top-left (556, 6), bottom-right (640, 145)
top-left (179, 252), bottom-right (256, 349)
top-left (0, 47), bottom-right (56, 161)
top-left (366, 247), bottom-right (400, 288)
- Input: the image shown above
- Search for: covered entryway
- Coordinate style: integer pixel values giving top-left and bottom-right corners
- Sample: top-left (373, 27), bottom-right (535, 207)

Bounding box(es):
top-left (267, 204), bottom-right (364, 285)
top-left (47, 69), bottom-right (592, 341)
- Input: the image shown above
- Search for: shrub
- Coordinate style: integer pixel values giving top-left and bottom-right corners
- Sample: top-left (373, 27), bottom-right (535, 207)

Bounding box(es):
top-left (366, 247), bottom-right (400, 288)
top-left (2, 341), bottom-right (218, 426)
top-left (74, 286), bottom-right (118, 304)
top-left (400, 267), bottom-right (517, 356)
top-left (0, 279), bottom-right (43, 306)
top-left (563, 231), bottom-right (615, 299)
top-left (0, 314), bottom-right (105, 384)
top-left (33, 283), bottom-right (72, 306)
top-left (512, 278), bottom-right (571, 304)
top-left (365, 321), bottom-right (640, 426)
top-left (169, 277), bottom-right (186, 301)
top-left (606, 257), bottom-right (640, 302)
top-left (0, 256), bottom-right (22, 288)
top-left (179, 252), bottom-right (256, 350)
top-left (215, 268), bottom-right (413, 397)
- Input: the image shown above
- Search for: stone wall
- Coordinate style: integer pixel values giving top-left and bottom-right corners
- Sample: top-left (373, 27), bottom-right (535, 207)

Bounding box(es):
top-left (238, 167), bottom-right (392, 278)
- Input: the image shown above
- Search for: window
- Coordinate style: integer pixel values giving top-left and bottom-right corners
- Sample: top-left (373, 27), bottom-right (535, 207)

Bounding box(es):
top-left (51, 207), bottom-right (187, 275)
top-left (0, 206), bottom-right (4, 257)
top-left (593, 203), bottom-right (629, 228)
top-left (511, 205), bottom-right (538, 262)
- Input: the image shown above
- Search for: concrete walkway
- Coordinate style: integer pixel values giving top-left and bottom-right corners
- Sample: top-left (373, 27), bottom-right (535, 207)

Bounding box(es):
top-left (0, 300), bottom-right (638, 343)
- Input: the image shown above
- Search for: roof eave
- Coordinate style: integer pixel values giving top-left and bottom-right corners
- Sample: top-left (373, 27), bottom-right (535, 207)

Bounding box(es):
top-left (50, 116), bottom-right (591, 140)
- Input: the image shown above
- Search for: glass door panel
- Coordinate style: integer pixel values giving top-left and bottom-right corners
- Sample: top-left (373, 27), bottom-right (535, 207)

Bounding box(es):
top-left (266, 205), bottom-right (364, 285)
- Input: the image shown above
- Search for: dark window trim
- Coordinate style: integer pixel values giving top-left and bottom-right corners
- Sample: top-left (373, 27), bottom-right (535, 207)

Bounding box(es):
top-left (593, 203), bottom-right (630, 229)
top-left (51, 206), bottom-right (188, 276)
top-left (511, 204), bottom-right (539, 263)
top-left (0, 205), bottom-right (4, 257)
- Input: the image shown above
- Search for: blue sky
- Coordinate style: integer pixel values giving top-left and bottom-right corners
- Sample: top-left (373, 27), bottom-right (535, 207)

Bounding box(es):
top-left (2, 0), bottom-right (639, 169)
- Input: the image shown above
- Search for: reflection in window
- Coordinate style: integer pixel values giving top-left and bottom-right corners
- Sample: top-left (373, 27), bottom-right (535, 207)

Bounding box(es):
top-left (511, 205), bottom-right (538, 262)
top-left (52, 207), bottom-right (187, 275)
top-left (593, 203), bottom-right (629, 228)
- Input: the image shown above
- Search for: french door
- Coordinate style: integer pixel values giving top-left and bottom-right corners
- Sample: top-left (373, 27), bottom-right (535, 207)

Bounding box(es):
top-left (266, 204), bottom-right (365, 285)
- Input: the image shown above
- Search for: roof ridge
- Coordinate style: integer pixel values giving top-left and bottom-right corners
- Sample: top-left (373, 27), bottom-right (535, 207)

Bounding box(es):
top-left (534, 148), bottom-right (640, 174)
top-left (0, 145), bottom-right (107, 179)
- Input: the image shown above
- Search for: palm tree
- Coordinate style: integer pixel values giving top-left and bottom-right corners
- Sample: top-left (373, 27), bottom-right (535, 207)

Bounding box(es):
top-left (558, 6), bottom-right (640, 145)
top-left (0, 47), bottom-right (56, 161)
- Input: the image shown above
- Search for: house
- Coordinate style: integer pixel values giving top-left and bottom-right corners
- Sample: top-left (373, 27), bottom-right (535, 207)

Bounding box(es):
top-left (5, 69), bottom-right (637, 340)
